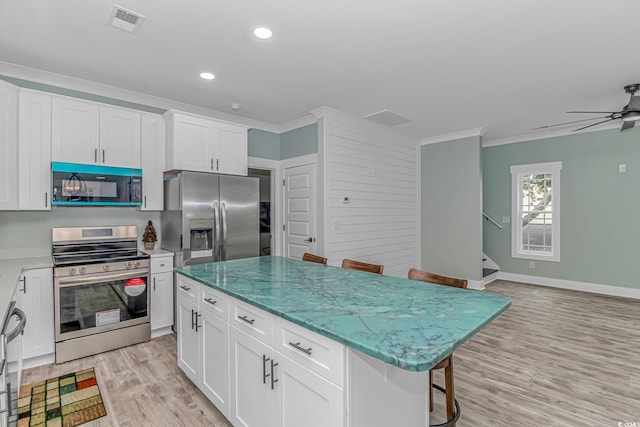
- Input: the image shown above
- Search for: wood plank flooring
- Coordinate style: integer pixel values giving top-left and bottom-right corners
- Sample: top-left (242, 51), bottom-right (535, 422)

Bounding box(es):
top-left (23, 279), bottom-right (640, 426)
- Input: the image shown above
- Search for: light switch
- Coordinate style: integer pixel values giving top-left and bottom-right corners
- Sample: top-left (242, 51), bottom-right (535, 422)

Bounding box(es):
top-left (619, 164), bottom-right (626, 173)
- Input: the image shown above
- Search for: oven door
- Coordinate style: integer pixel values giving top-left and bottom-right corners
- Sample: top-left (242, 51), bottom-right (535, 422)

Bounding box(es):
top-left (54, 268), bottom-right (150, 342)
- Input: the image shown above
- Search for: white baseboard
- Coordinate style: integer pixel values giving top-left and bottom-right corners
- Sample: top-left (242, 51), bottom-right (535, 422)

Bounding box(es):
top-left (23, 353), bottom-right (55, 370)
top-left (467, 279), bottom-right (485, 290)
top-left (497, 272), bottom-right (640, 300)
top-left (151, 326), bottom-right (174, 339)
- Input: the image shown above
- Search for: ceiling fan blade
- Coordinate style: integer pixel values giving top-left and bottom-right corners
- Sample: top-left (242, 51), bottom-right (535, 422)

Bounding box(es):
top-left (533, 116), bottom-right (612, 129)
top-left (621, 120), bottom-right (635, 132)
top-left (572, 118), bottom-right (616, 132)
top-left (566, 111), bottom-right (618, 114)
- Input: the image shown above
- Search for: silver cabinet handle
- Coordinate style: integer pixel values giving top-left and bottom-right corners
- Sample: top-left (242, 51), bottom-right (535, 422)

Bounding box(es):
top-left (238, 315), bottom-right (255, 325)
top-left (102, 149), bottom-right (105, 163)
top-left (180, 285), bottom-right (191, 291)
top-left (262, 354), bottom-right (270, 384)
top-left (270, 359), bottom-right (278, 390)
top-left (216, 158), bottom-right (219, 170)
top-left (210, 158), bottom-right (214, 170)
top-left (288, 341), bottom-right (312, 355)
top-left (94, 148), bottom-right (98, 163)
top-left (19, 276), bottom-right (26, 293)
top-left (213, 201), bottom-right (220, 262)
top-left (221, 202), bottom-right (228, 260)
top-left (153, 277), bottom-right (156, 291)
top-left (204, 297), bottom-right (217, 305)
top-left (191, 309), bottom-right (196, 330)
top-left (195, 312), bottom-right (202, 332)
top-left (144, 196), bottom-right (147, 208)
top-left (45, 192), bottom-right (48, 208)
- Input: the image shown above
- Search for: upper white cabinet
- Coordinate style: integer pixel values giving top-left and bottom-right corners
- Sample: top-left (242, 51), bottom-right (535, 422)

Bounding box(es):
top-left (18, 90), bottom-right (52, 210)
top-left (0, 79), bottom-right (18, 210)
top-left (52, 97), bottom-right (141, 168)
top-left (140, 114), bottom-right (165, 211)
top-left (164, 110), bottom-right (248, 176)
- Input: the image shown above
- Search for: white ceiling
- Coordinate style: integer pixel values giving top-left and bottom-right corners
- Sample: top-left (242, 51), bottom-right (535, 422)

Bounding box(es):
top-left (1, 0), bottom-right (639, 142)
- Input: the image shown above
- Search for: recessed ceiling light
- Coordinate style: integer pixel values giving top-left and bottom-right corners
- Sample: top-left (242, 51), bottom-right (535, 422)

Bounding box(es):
top-left (200, 72), bottom-right (215, 80)
top-left (253, 27), bottom-right (273, 39)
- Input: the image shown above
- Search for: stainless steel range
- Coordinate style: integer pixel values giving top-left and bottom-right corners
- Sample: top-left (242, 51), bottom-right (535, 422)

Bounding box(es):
top-left (52, 226), bottom-right (151, 363)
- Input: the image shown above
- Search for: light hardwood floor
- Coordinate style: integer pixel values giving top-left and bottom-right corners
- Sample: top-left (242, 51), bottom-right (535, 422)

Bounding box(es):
top-left (23, 280), bottom-right (640, 426)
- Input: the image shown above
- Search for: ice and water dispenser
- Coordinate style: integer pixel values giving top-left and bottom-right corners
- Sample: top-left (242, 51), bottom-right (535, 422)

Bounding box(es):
top-left (189, 219), bottom-right (214, 259)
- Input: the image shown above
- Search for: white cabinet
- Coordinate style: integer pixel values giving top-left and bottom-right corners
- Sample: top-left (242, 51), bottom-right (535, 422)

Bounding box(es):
top-left (230, 326), bottom-right (275, 427)
top-left (99, 106), bottom-right (141, 168)
top-left (150, 254), bottom-right (174, 335)
top-left (164, 110), bottom-right (247, 176)
top-left (15, 268), bottom-right (54, 362)
top-left (177, 292), bottom-right (200, 383)
top-left (274, 353), bottom-right (344, 427)
top-left (176, 273), bottom-right (345, 427)
top-left (52, 97), bottom-right (141, 168)
top-left (0, 79), bottom-right (18, 210)
top-left (18, 90), bottom-right (52, 210)
top-left (140, 114), bottom-right (165, 210)
top-left (176, 275), bottom-right (231, 419)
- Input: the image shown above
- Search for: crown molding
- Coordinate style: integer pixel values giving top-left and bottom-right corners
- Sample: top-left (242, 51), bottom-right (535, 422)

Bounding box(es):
top-left (276, 114), bottom-right (317, 133)
top-left (482, 121), bottom-right (622, 147)
top-left (420, 127), bottom-right (484, 146)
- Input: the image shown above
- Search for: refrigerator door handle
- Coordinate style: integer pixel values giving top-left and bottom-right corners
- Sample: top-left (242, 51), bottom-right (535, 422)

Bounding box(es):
top-left (214, 201), bottom-right (221, 262)
top-left (221, 202), bottom-right (228, 260)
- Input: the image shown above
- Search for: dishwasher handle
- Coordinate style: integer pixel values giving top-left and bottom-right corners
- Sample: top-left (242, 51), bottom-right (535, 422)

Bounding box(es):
top-left (5, 307), bottom-right (26, 343)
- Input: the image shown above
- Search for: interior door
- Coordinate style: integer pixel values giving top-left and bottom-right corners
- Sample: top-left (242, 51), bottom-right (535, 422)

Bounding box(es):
top-left (283, 163), bottom-right (316, 259)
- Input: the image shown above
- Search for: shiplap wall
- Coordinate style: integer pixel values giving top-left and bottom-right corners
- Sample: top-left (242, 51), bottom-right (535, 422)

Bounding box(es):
top-left (316, 110), bottom-right (419, 277)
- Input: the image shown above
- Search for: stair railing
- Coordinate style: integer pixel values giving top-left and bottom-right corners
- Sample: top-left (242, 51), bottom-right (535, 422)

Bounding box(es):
top-left (482, 211), bottom-right (503, 229)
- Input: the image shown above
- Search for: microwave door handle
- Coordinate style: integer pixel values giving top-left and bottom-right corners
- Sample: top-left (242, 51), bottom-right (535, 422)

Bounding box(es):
top-left (5, 307), bottom-right (26, 343)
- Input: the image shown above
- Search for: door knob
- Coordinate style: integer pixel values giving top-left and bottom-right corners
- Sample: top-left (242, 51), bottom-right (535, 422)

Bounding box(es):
top-left (304, 237), bottom-right (314, 243)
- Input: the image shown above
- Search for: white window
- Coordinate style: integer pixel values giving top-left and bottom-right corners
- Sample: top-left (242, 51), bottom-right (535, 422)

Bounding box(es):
top-left (511, 161), bottom-right (561, 262)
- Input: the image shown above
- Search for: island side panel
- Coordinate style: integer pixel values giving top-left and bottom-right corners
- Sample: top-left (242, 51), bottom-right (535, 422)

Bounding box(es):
top-left (347, 348), bottom-right (429, 427)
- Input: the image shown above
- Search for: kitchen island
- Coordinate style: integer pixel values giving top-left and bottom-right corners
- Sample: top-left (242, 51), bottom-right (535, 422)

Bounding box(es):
top-left (175, 256), bottom-right (510, 427)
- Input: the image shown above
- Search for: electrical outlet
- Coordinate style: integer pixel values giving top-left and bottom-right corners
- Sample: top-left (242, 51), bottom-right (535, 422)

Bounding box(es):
top-left (529, 261), bottom-right (535, 269)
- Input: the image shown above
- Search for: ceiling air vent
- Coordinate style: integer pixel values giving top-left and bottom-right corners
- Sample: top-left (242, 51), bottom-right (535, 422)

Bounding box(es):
top-left (107, 5), bottom-right (145, 34)
top-left (363, 110), bottom-right (411, 126)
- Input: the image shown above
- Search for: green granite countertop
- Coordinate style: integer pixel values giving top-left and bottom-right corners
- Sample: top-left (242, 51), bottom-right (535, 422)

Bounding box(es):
top-left (176, 256), bottom-right (510, 372)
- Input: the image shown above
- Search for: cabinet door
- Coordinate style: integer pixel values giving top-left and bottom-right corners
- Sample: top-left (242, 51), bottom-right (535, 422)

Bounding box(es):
top-left (151, 271), bottom-right (173, 330)
top-left (230, 327), bottom-right (274, 427)
top-left (18, 91), bottom-right (52, 210)
top-left (140, 114), bottom-right (165, 210)
top-left (215, 123), bottom-right (247, 176)
top-left (167, 113), bottom-right (214, 173)
top-left (99, 106), bottom-right (141, 168)
top-left (52, 97), bottom-right (99, 164)
top-left (0, 80), bottom-right (18, 210)
top-left (274, 354), bottom-right (344, 427)
top-left (201, 310), bottom-right (230, 419)
top-left (15, 268), bottom-right (54, 361)
top-left (177, 295), bottom-right (200, 384)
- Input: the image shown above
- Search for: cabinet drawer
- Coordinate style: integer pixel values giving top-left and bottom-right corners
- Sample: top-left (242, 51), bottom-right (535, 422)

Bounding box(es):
top-left (151, 256), bottom-right (173, 274)
top-left (176, 274), bottom-right (198, 303)
top-left (230, 298), bottom-right (273, 346)
top-left (199, 285), bottom-right (228, 320)
top-left (274, 317), bottom-right (344, 387)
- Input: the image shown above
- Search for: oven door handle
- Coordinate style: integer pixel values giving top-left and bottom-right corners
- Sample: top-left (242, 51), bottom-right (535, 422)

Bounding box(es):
top-left (5, 307), bottom-right (26, 343)
top-left (56, 269), bottom-right (149, 287)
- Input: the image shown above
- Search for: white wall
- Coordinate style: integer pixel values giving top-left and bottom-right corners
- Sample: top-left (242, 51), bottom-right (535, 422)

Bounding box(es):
top-left (314, 108), bottom-right (419, 277)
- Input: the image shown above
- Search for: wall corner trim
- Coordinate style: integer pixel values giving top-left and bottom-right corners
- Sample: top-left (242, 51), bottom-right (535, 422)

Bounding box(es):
top-left (497, 272), bottom-right (640, 300)
top-left (420, 127), bottom-right (484, 146)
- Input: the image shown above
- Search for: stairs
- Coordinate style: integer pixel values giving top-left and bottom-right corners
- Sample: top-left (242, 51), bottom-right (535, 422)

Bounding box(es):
top-left (482, 254), bottom-right (499, 287)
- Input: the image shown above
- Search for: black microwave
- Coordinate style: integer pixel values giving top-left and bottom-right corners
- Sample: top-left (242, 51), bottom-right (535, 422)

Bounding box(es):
top-left (51, 162), bottom-right (143, 206)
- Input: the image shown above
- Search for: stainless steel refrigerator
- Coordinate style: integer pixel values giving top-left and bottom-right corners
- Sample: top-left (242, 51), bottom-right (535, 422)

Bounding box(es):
top-left (161, 171), bottom-right (259, 328)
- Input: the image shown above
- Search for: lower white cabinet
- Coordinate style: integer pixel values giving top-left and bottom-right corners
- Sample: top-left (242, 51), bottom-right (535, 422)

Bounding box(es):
top-left (274, 353), bottom-right (344, 427)
top-left (230, 327), bottom-right (274, 427)
top-left (176, 274), bottom-right (344, 427)
top-left (150, 254), bottom-right (174, 334)
top-left (177, 293), bottom-right (199, 382)
top-left (15, 268), bottom-right (54, 362)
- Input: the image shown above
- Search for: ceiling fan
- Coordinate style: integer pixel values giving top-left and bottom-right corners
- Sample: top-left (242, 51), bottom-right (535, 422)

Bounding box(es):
top-left (537, 83), bottom-right (640, 132)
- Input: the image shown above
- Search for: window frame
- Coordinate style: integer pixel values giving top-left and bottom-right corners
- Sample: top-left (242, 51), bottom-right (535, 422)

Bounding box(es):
top-left (510, 161), bottom-right (562, 262)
